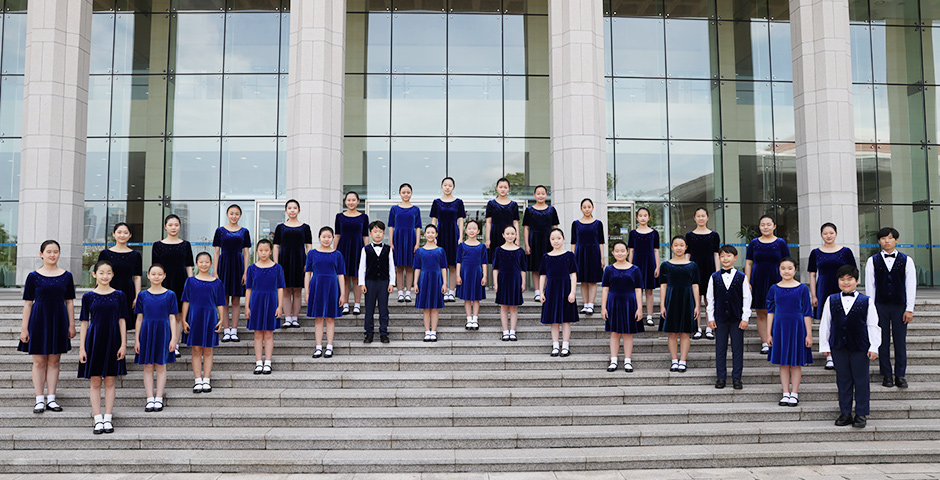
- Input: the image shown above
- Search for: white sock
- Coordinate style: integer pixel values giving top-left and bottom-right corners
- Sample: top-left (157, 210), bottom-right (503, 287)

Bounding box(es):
top-left (203, 377), bottom-right (210, 384)
top-left (762, 342), bottom-right (769, 347)
top-left (587, 303), bottom-right (593, 308)
top-left (553, 341), bottom-right (559, 349)
top-left (610, 356), bottom-right (618, 364)
top-left (264, 360), bottom-right (272, 366)
top-left (503, 330), bottom-right (510, 335)
top-left (625, 357), bottom-right (631, 364)
top-left (467, 316), bottom-right (474, 323)
top-left (562, 341), bottom-right (569, 349)
top-left (155, 397), bottom-right (163, 403)
top-left (343, 303), bottom-right (349, 308)
top-left (678, 360), bottom-right (687, 367)
top-left (449, 290), bottom-right (455, 295)
top-left (672, 358), bottom-right (678, 364)
top-left (426, 330), bottom-right (431, 336)
top-left (535, 290), bottom-right (541, 295)
top-left (430, 331), bottom-right (436, 335)
top-left (326, 344), bottom-right (332, 350)
top-left (398, 289), bottom-right (403, 295)
top-left (472, 315), bottom-right (478, 322)
top-left (47, 394), bottom-right (55, 403)
top-left (697, 327), bottom-right (704, 333)
top-left (646, 315), bottom-right (652, 320)
top-left (195, 377), bottom-right (203, 384)
top-left (354, 303), bottom-right (360, 308)
top-left (705, 327), bottom-right (713, 334)
top-left (256, 360), bottom-right (263, 366)
top-left (103, 413), bottom-right (112, 422)
top-left (509, 330), bottom-right (515, 335)
top-left (790, 392), bottom-right (798, 399)
top-left (783, 391), bottom-right (790, 397)
top-left (147, 396), bottom-right (155, 403)
top-left (94, 414), bottom-right (103, 423)
top-left (35, 395), bottom-right (44, 404)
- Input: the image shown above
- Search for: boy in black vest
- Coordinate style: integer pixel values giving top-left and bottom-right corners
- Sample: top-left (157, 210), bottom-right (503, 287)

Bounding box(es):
top-left (864, 227), bottom-right (916, 388)
top-left (820, 264), bottom-right (881, 428)
top-left (706, 245), bottom-right (752, 390)
top-left (358, 221), bottom-right (395, 344)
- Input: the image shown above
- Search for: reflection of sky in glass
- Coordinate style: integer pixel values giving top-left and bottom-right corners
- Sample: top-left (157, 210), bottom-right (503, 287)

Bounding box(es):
top-left (87, 76), bottom-right (113, 137)
top-left (169, 75), bottom-right (223, 136)
top-left (667, 80), bottom-right (718, 140)
top-left (613, 140), bottom-right (668, 201)
top-left (166, 138), bottom-right (221, 200)
top-left (390, 137), bottom-right (446, 200)
top-left (1, 14), bottom-right (26, 75)
top-left (668, 141), bottom-right (718, 203)
top-left (613, 78), bottom-right (666, 139)
top-left (221, 137), bottom-right (278, 199)
top-left (85, 139), bottom-right (110, 201)
top-left (0, 76), bottom-right (23, 138)
top-left (225, 13), bottom-right (280, 73)
top-left (172, 14), bottom-right (225, 73)
top-left (448, 14), bottom-right (501, 74)
top-left (874, 84), bottom-right (926, 144)
top-left (719, 81), bottom-right (772, 141)
top-left (391, 75), bottom-right (446, 136)
top-left (611, 17), bottom-right (665, 77)
top-left (391, 14), bottom-right (445, 74)
top-left (447, 138), bottom-right (503, 197)
top-left (665, 19), bottom-right (714, 79)
top-left (0, 139), bottom-right (19, 201)
top-left (223, 74), bottom-right (279, 135)
top-left (90, 14), bottom-right (115, 74)
top-left (448, 75), bottom-right (502, 136)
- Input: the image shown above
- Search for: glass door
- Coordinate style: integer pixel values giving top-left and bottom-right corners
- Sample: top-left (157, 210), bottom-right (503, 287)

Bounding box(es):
top-left (255, 201), bottom-right (286, 261)
top-left (607, 201), bottom-right (636, 264)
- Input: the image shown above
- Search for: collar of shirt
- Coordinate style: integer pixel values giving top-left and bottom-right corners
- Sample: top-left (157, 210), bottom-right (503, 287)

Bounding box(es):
top-left (840, 291), bottom-right (857, 314)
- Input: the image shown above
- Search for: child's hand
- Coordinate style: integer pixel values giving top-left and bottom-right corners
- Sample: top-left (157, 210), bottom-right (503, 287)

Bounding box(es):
top-left (493, 283), bottom-right (498, 293)
top-left (693, 306), bottom-right (700, 320)
top-left (708, 320), bottom-right (716, 329)
top-left (361, 285), bottom-right (368, 294)
top-left (169, 341), bottom-right (177, 352)
top-left (68, 325), bottom-right (76, 339)
top-left (904, 311), bottom-right (914, 324)
top-left (413, 244), bottom-right (419, 253)
top-left (215, 320), bottom-right (223, 333)
top-left (241, 273), bottom-right (247, 285)
top-left (811, 295), bottom-right (818, 308)
top-left (387, 285), bottom-right (394, 293)
top-left (338, 296), bottom-right (344, 307)
top-left (275, 306), bottom-right (283, 318)
top-left (245, 307), bottom-right (251, 320)
top-left (413, 285), bottom-right (420, 295)
top-left (456, 277), bottom-right (462, 286)
top-left (805, 335), bottom-right (813, 348)
top-left (654, 267), bottom-right (660, 278)
top-left (868, 351), bottom-right (878, 360)
top-left (117, 346), bottom-right (126, 360)
top-left (19, 329), bottom-right (28, 344)
top-left (540, 294), bottom-right (546, 304)
top-left (485, 240), bottom-right (491, 249)
top-left (79, 349), bottom-right (87, 363)
top-left (635, 308), bottom-right (642, 322)
top-left (481, 277), bottom-right (487, 286)
top-left (134, 340), bottom-right (140, 354)
top-left (601, 308), bottom-right (608, 320)
top-left (183, 321), bottom-right (191, 334)
top-left (767, 335), bottom-right (773, 347)
top-left (525, 245), bottom-right (531, 255)
top-left (660, 308), bottom-right (666, 320)
top-left (521, 282), bottom-right (526, 292)
top-left (567, 292), bottom-right (575, 304)
top-left (738, 320), bottom-right (749, 330)
top-left (441, 285), bottom-right (447, 295)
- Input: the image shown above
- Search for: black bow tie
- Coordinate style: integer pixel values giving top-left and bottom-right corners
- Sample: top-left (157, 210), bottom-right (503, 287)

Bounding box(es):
top-left (721, 269), bottom-right (733, 275)
top-left (884, 253), bottom-right (896, 258)
top-left (372, 243), bottom-right (383, 248)
top-left (842, 292), bottom-right (855, 297)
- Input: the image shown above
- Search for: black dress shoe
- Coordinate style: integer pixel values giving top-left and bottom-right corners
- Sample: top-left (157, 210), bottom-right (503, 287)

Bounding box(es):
top-left (895, 376), bottom-right (908, 388)
top-left (852, 414), bottom-right (867, 428)
top-left (882, 376), bottom-right (894, 388)
top-left (715, 379), bottom-right (726, 389)
top-left (364, 335), bottom-right (373, 344)
top-left (835, 413), bottom-right (853, 426)
top-left (380, 335), bottom-right (390, 344)
top-left (732, 379), bottom-right (743, 390)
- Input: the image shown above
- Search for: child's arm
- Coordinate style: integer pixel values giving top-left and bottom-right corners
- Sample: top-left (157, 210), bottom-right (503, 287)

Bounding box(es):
top-left (19, 300), bottom-right (32, 344)
top-left (659, 283), bottom-right (667, 319)
top-left (414, 228), bottom-right (421, 253)
top-left (740, 281), bottom-right (752, 330)
top-left (567, 272), bottom-right (577, 303)
top-left (304, 271), bottom-right (312, 304)
top-left (276, 287), bottom-right (284, 318)
top-left (492, 268), bottom-right (499, 293)
top-left (766, 312), bottom-right (774, 346)
top-left (66, 299), bottom-right (76, 338)
top-left (181, 302), bottom-right (190, 335)
top-left (387, 250), bottom-right (396, 293)
top-left (865, 296), bottom-right (881, 360)
top-left (598, 243), bottom-right (605, 268)
top-left (456, 262), bottom-right (462, 286)
top-left (523, 226), bottom-right (531, 254)
top-left (388, 226), bottom-right (395, 250)
top-left (168, 314), bottom-right (178, 352)
top-left (117, 318), bottom-right (127, 360)
top-left (78, 320), bottom-right (88, 363)
top-left (818, 297), bottom-right (832, 354)
top-left (484, 218), bottom-right (492, 249)
top-left (744, 259), bottom-right (753, 282)
top-left (358, 248), bottom-right (368, 293)
top-left (692, 284), bottom-right (700, 320)
top-left (520, 267), bottom-right (527, 292)
top-left (273, 244), bottom-right (280, 263)
top-left (627, 248), bottom-right (634, 263)
top-left (244, 288), bottom-right (252, 320)
top-left (241, 247), bottom-right (250, 285)
top-left (601, 286), bottom-right (609, 320)
top-left (634, 288), bottom-right (643, 321)
top-left (481, 264), bottom-right (487, 286)
top-left (337, 275), bottom-right (346, 307)
top-left (705, 276), bottom-right (716, 329)
top-left (513, 219), bottom-right (520, 246)
top-left (441, 268), bottom-right (448, 294)
top-left (653, 246), bottom-right (661, 277)
top-left (538, 274), bottom-right (546, 303)
top-left (904, 255), bottom-right (916, 323)
top-left (133, 275), bottom-right (142, 308)
top-left (413, 269), bottom-right (421, 294)
top-left (134, 313), bottom-right (143, 354)
top-left (213, 246), bottom-right (221, 279)
top-left (809, 272), bottom-right (818, 308)
top-left (215, 305), bottom-right (224, 332)
top-left (803, 315), bottom-right (813, 348)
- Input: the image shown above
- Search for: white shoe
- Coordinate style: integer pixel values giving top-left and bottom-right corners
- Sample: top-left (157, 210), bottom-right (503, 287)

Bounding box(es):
top-left (291, 318), bottom-right (300, 328)
top-left (222, 333), bottom-right (231, 342)
top-left (398, 292), bottom-right (405, 302)
top-left (534, 293), bottom-right (541, 302)
top-left (404, 292), bottom-right (412, 302)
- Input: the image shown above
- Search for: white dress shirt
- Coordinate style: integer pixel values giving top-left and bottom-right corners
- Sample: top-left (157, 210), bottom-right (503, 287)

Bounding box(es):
top-left (864, 250), bottom-right (916, 312)
top-left (705, 268), bottom-right (752, 323)
top-left (818, 291), bottom-right (882, 354)
top-left (358, 243), bottom-right (396, 287)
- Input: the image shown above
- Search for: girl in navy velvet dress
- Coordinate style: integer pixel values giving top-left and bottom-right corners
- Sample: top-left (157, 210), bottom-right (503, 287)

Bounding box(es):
top-left (246, 239), bottom-right (286, 374)
top-left (97, 222), bottom-right (142, 330)
top-left (628, 207), bottom-right (660, 326)
top-left (486, 177), bottom-right (520, 266)
top-left (602, 240), bottom-right (644, 373)
top-left (414, 224), bottom-right (448, 342)
top-left (685, 207), bottom-right (720, 340)
top-left (456, 220), bottom-right (487, 330)
top-left (745, 215), bottom-right (791, 355)
top-left (134, 264), bottom-right (178, 413)
top-left (766, 257), bottom-right (814, 407)
top-left (808, 222), bottom-right (857, 370)
top-left (181, 252), bottom-right (225, 394)
top-left (79, 260), bottom-right (128, 435)
top-left (19, 240), bottom-right (76, 414)
top-left (274, 199), bottom-right (312, 328)
top-left (335, 192), bottom-right (368, 316)
top-left (152, 214), bottom-right (193, 357)
top-left (431, 177), bottom-right (466, 303)
top-left (539, 228), bottom-right (579, 357)
top-left (388, 183), bottom-right (422, 303)
top-left (659, 236), bottom-right (700, 373)
top-left (571, 198), bottom-right (605, 315)
top-left (213, 204), bottom-right (252, 343)
top-left (494, 225), bottom-right (527, 341)
top-left (305, 227), bottom-right (346, 359)
top-left (523, 185), bottom-right (560, 302)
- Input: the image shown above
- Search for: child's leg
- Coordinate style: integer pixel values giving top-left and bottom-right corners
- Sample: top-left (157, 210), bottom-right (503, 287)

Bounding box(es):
top-left (45, 354), bottom-right (61, 396)
top-left (31, 355), bottom-right (48, 397)
top-left (509, 306), bottom-right (518, 331)
top-left (623, 334), bottom-right (634, 359)
top-left (325, 319), bottom-right (335, 346)
top-left (533, 274), bottom-right (541, 293)
top-left (253, 331), bottom-right (263, 362)
top-left (551, 324), bottom-right (560, 343)
top-left (779, 365), bottom-right (791, 393)
top-left (230, 296), bottom-right (241, 330)
top-left (405, 267), bottom-right (413, 291)
top-left (423, 310), bottom-right (432, 332)
top-left (103, 377), bottom-right (116, 415)
top-left (288, 288), bottom-right (302, 317)
top-left (790, 366), bottom-right (803, 394)
top-left (264, 331), bottom-right (274, 361)
top-left (609, 333), bottom-right (622, 357)
top-left (472, 301), bottom-right (480, 316)
top-left (448, 266), bottom-right (456, 291)
top-left (155, 364), bottom-right (167, 399)
top-left (464, 301), bottom-right (472, 316)
top-left (756, 310), bottom-right (769, 344)
top-left (714, 322), bottom-right (730, 379)
top-left (203, 348), bottom-right (214, 379)
top-left (89, 377), bottom-right (102, 416)
top-left (587, 283), bottom-right (598, 305)
top-left (315, 318), bottom-right (324, 346)
top-left (580, 282), bottom-right (590, 305)
top-left (645, 290), bottom-right (654, 317)
top-left (679, 333), bottom-right (691, 361)
top-left (562, 323), bottom-right (572, 343)
top-left (667, 333), bottom-right (679, 360)
top-left (430, 309), bottom-right (439, 332)
top-left (191, 346), bottom-right (203, 378)
top-left (831, 348), bottom-right (854, 414)
top-left (352, 277), bottom-right (362, 305)
top-left (499, 305), bottom-right (509, 331)
top-left (396, 266), bottom-right (406, 292)
top-left (143, 364), bottom-right (155, 399)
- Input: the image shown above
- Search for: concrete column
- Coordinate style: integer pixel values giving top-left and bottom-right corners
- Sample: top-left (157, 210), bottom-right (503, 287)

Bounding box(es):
top-left (790, 0), bottom-right (859, 273)
top-left (548, 0), bottom-right (608, 232)
top-left (15, 0), bottom-right (93, 284)
top-left (286, 0), bottom-right (346, 230)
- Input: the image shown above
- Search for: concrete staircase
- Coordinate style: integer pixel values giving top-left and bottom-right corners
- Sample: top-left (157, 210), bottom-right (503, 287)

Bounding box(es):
top-left (1, 293), bottom-right (939, 474)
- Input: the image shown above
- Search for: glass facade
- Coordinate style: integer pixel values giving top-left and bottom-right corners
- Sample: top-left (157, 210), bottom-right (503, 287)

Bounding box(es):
top-left (0, 1), bottom-right (25, 286)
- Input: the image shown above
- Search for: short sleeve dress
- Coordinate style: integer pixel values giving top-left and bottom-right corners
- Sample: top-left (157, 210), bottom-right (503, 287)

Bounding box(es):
top-left (152, 240), bottom-right (194, 310)
top-left (388, 205), bottom-right (422, 268)
top-left (659, 261), bottom-right (699, 334)
top-left (539, 252), bottom-right (579, 324)
top-left (486, 200), bottom-right (520, 263)
top-left (493, 247), bottom-right (526, 306)
top-left (628, 229), bottom-right (660, 290)
top-left (456, 242), bottom-right (488, 301)
top-left (685, 231), bottom-right (721, 295)
top-left (274, 223), bottom-right (313, 288)
top-left (18, 271), bottom-right (76, 355)
top-left (182, 277), bottom-right (226, 348)
top-left (766, 283), bottom-right (814, 366)
top-left (78, 290), bottom-right (128, 378)
top-left (97, 249), bottom-right (142, 326)
top-left (746, 237), bottom-right (791, 310)
top-left (334, 213), bottom-right (369, 282)
top-left (523, 205), bottom-right (559, 273)
top-left (431, 199), bottom-right (466, 266)
top-left (807, 247), bottom-right (857, 319)
top-left (305, 249), bottom-right (346, 319)
top-left (413, 247), bottom-right (447, 309)
top-left (213, 226), bottom-right (252, 297)
top-left (133, 290), bottom-right (178, 366)
top-left (571, 219), bottom-right (605, 284)
top-left (602, 265), bottom-right (644, 334)
top-left (246, 263), bottom-right (287, 331)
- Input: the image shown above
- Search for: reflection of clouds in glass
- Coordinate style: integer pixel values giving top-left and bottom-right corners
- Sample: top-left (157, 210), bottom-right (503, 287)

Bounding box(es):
top-left (613, 140), bottom-right (668, 201)
top-left (391, 14), bottom-right (446, 74)
top-left (447, 138), bottom-right (503, 197)
top-left (448, 14), bottom-right (501, 74)
top-left (169, 75), bottom-right (222, 135)
top-left (0, 76), bottom-right (24, 138)
top-left (223, 75), bottom-right (279, 135)
top-left (667, 80), bottom-right (718, 140)
top-left (448, 76), bottom-right (502, 136)
top-left (665, 19), bottom-right (714, 79)
top-left (390, 137), bottom-right (446, 200)
top-left (613, 78), bottom-right (666, 139)
top-left (391, 75), bottom-right (446, 136)
top-left (89, 14), bottom-right (115, 74)
top-left (173, 14), bottom-right (224, 73)
top-left (610, 17), bottom-right (665, 78)
top-left (225, 13), bottom-right (280, 73)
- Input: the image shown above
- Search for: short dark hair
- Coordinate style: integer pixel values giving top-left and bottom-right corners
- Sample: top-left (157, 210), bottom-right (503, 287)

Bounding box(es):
top-left (93, 259), bottom-right (113, 273)
top-left (148, 263), bottom-right (166, 274)
top-left (196, 251), bottom-right (213, 262)
top-left (877, 227), bottom-right (900, 240)
top-left (112, 222), bottom-right (131, 234)
top-left (837, 264), bottom-right (859, 280)
top-left (820, 222), bottom-right (837, 234)
top-left (368, 220), bottom-right (386, 231)
top-left (718, 244), bottom-right (738, 256)
top-left (164, 214), bottom-right (181, 226)
top-left (256, 238), bottom-right (273, 250)
top-left (40, 239), bottom-right (60, 253)
top-left (318, 226), bottom-right (334, 237)
top-left (779, 256), bottom-right (797, 268)
top-left (611, 239), bottom-right (627, 251)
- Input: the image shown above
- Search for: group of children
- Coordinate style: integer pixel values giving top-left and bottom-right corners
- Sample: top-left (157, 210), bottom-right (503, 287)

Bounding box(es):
top-left (16, 176), bottom-right (915, 433)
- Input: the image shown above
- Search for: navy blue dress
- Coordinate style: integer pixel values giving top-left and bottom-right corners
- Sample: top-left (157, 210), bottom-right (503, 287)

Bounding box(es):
top-left (571, 219), bottom-right (605, 284)
top-left (486, 199), bottom-right (519, 263)
top-left (808, 247), bottom-right (857, 319)
top-left (274, 223), bottom-right (313, 288)
top-left (97, 249), bottom-right (142, 327)
top-left (602, 265), bottom-right (644, 334)
top-left (246, 264), bottom-right (286, 331)
top-left (133, 290), bottom-right (178, 366)
top-left (152, 240), bottom-right (194, 310)
top-left (746, 237), bottom-right (790, 310)
top-left (766, 283), bottom-right (814, 366)
top-left (685, 231), bottom-right (720, 294)
top-left (414, 247), bottom-right (447, 309)
top-left (305, 249), bottom-right (345, 318)
top-left (431, 199), bottom-right (466, 266)
top-left (78, 291), bottom-right (128, 378)
top-left (456, 242), bottom-right (487, 301)
top-left (628, 229), bottom-right (660, 290)
top-left (523, 205), bottom-right (560, 273)
top-left (182, 277), bottom-right (225, 348)
top-left (18, 271), bottom-right (75, 355)
top-left (213, 227), bottom-right (252, 297)
top-left (539, 252), bottom-right (579, 324)
top-left (659, 261), bottom-right (699, 334)
top-left (388, 205), bottom-right (422, 268)
top-left (493, 247), bottom-right (526, 306)
top-left (334, 213), bottom-right (369, 281)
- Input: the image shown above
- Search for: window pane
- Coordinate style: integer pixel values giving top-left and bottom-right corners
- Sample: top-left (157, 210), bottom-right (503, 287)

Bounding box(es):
top-left (0, 76), bottom-right (22, 137)
top-left (114, 13), bottom-right (171, 74)
top-left (871, 26), bottom-right (923, 85)
top-left (870, 0), bottom-right (920, 26)
top-left (0, 201), bottom-right (16, 285)
top-left (721, 141), bottom-right (774, 203)
top-left (83, 202), bottom-right (108, 285)
top-left (857, 143), bottom-right (877, 204)
top-left (280, 13), bottom-right (289, 72)
top-left (504, 75), bottom-right (549, 138)
top-left (669, 140), bottom-right (720, 203)
top-left (111, 75), bottom-right (167, 136)
top-left (667, 79), bottom-right (720, 140)
top-left (117, 0), bottom-right (172, 11)
top-left (1, 14), bottom-right (26, 74)
top-left (665, 19), bottom-right (717, 79)
top-left (87, 76), bottom-right (113, 137)
top-left (605, 79), bottom-right (613, 138)
top-left (346, 0), bottom-right (392, 12)
top-left (391, 13), bottom-right (445, 74)
top-left (774, 151), bottom-right (796, 204)
top-left (716, 0), bottom-right (765, 21)
top-left (718, 20), bottom-right (770, 81)
top-left (505, 138), bottom-right (549, 192)
top-left (614, 139), bottom-right (668, 201)
top-left (448, 14), bottom-right (501, 74)
top-left (277, 138), bottom-right (285, 198)
top-left (278, 74), bottom-right (287, 135)
top-left (344, 136), bottom-right (390, 200)
top-left (607, 139), bottom-right (615, 199)
top-left (504, 0), bottom-right (547, 15)
top-left (447, 137), bottom-right (503, 198)
top-left (767, 0), bottom-right (788, 20)
top-left (224, 12), bottom-right (280, 73)
top-left (106, 201), bottom-right (163, 280)
top-left (90, 14), bottom-right (115, 74)
top-left (769, 22), bottom-right (791, 81)
top-left (878, 205), bottom-right (930, 285)
top-left (169, 13), bottom-right (224, 73)
top-left (611, 17), bottom-right (665, 77)
top-left (613, 77), bottom-right (667, 139)
top-left (876, 144), bottom-right (929, 204)
top-left (168, 74), bottom-right (222, 135)
top-left (108, 138), bottom-right (164, 201)
top-left (0, 139), bottom-right (19, 201)
top-left (391, 74), bottom-right (445, 136)
top-left (926, 28), bottom-right (940, 85)
top-left (345, 74), bottom-right (391, 136)
top-left (609, 0), bottom-right (663, 17)
top-left (165, 137), bottom-right (221, 200)
top-left (86, 139), bottom-right (110, 202)
top-left (664, 0), bottom-right (714, 19)
top-left (724, 202), bottom-right (774, 249)
top-left (396, 0), bottom-right (444, 12)
top-left (850, 25), bottom-right (873, 83)
top-left (166, 201), bottom-right (222, 248)
top-left (670, 203), bottom-right (724, 243)
top-left (874, 84), bottom-right (926, 145)
top-left (503, 14), bottom-right (548, 75)
top-left (719, 80), bottom-right (773, 141)
top-left (172, 0), bottom-right (225, 11)
top-left (853, 84), bottom-right (875, 143)
top-left (222, 74), bottom-right (278, 135)
top-left (390, 137), bottom-right (446, 201)
top-left (227, 0), bottom-right (280, 11)
top-left (346, 12), bottom-right (391, 74)
top-left (448, 75), bottom-right (502, 136)
top-left (849, 0), bottom-right (869, 23)
top-left (924, 2), bottom-right (940, 27)
top-left (448, 0), bottom-right (500, 12)
top-left (772, 82), bottom-right (794, 142)
top-left (221, 137), bottom-right (277, 199)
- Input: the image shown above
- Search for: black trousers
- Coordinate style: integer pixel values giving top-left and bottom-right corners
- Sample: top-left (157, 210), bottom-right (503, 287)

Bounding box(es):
top-left (363, 278), bottom-right (390, 335)
top-left (875, 303), bottom-right (907, 377)
top-left (831, 347), bottom-right (871, 416)
top-left (714, 320), bottom-right (744, 381)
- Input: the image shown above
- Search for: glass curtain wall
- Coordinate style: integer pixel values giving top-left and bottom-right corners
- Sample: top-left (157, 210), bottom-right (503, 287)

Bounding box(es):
top-left (0, 0), bottom-right (26, 286)
top-left (343, 0), bottom-right (550, 209)
top-left (84, 0), bottom-right (289, 285)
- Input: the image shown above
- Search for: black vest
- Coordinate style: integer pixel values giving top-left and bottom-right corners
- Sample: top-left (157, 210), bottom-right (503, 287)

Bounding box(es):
top-left (364, 244), bottom-right (391, 281)
top-left (872, 252), bottom-right (907, 306)
top-left (711, 270), bottom-right (745, 324)
top-left (827, 292), bottom-right (871, 352)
